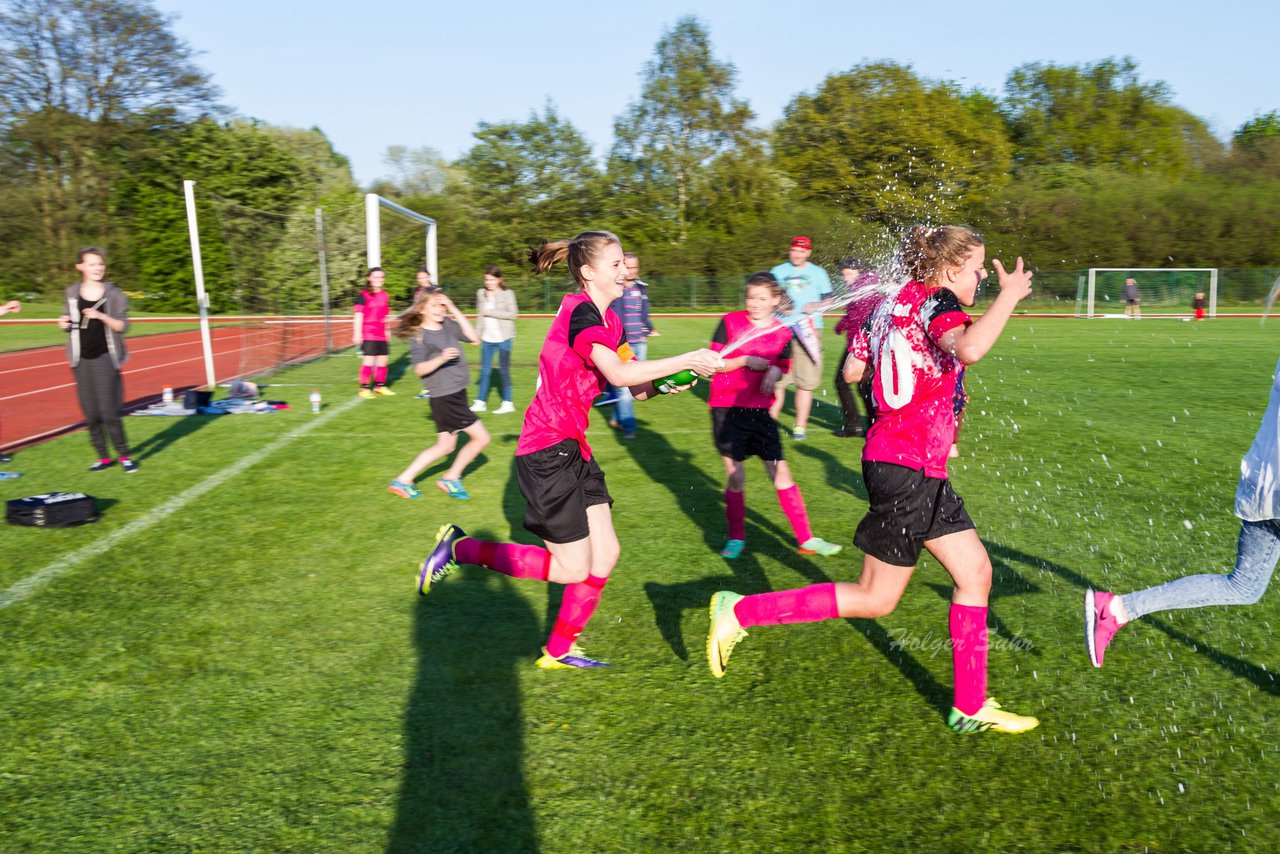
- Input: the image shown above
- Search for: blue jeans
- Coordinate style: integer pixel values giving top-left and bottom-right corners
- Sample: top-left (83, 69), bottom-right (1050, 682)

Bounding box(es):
top-left (476, 339), bottom-right (513, 403)
top-left (614, 339), bottom-right (646, 430)
top-left (1122, 518), bottom-right (1280, 620)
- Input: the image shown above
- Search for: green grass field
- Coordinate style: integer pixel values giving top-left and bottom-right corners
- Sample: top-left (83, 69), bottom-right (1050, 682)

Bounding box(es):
top-left (2, 317), bottom-right (1278, 852)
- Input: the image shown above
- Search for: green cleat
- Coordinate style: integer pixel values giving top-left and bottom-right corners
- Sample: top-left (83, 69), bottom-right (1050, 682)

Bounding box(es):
top-left (798, 536), bottom-right (843, 556)
top-left (947, 698), bottom-right (1040, 734)
top-left (707, 591), bottom-right (747, 678)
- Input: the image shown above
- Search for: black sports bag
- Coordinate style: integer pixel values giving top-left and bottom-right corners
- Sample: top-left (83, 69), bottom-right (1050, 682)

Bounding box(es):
top-left (6, 492), bottom-right (98, 527)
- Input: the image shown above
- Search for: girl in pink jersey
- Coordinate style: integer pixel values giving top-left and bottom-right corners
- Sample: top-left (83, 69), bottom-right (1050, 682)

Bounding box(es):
top-left (418, 231), bottom-right (723, 669)
top-left (354, 267), bottom-right (395, 398)
top-left (708, 225), bottom-right (1040, 734)
top-left (710, 271), bottom-right (842, 560)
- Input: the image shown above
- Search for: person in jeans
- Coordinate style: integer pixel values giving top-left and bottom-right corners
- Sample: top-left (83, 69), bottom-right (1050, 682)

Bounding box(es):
top-left (57, 248), bottom-right (137, 472)
top-left (470, 265), bottom-right (518, 415)
top-left (1087, 355), bottom-right (1280, 667)
top-left (607, 252), bottom-right (656, 439)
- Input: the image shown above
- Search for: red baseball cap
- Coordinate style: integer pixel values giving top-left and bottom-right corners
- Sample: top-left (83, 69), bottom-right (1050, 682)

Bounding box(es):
top-left (791, 235), bottom-right (812, 249)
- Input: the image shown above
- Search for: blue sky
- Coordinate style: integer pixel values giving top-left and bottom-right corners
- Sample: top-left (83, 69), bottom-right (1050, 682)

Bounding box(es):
top-left (153, 0), bottom-right (1277, 186)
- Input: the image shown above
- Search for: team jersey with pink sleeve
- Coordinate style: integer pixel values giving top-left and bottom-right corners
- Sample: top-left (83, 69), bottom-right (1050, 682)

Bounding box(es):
top-left (354, 289), bottom-right (391, 342)
top-left (851, 280), bottom-right (970, 478)
top-left (708, 311), bottom-right (793, 409)
top-left (517, 292), bottom-right (633, 461)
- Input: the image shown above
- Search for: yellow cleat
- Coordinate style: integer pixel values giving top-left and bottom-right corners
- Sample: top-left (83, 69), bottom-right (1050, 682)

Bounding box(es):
top-left (948, 698), bottom-right (1039, 734)
top-left (706, 591), bottom-right (747, 678)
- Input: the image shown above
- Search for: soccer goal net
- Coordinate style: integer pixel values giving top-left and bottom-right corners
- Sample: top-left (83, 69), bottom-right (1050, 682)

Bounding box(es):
top-left (365, 193), bottom-right (438, 300)
top-left (1076, 268), bottom-right (1218, 318)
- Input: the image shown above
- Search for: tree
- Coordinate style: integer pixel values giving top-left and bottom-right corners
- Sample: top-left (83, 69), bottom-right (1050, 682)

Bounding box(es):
top-left (608, 16), bottom-right (756, 245)
top-left (1001, 57), bottom-right (1222, 176)
top-left (0, 0), bottom-right (219, 288)
top-left (376, 145), bottom-right (450, 197)
top-left (459, 103), bottom-right (602, 266)
top-left (773, 62), bottom-right (1013, 226)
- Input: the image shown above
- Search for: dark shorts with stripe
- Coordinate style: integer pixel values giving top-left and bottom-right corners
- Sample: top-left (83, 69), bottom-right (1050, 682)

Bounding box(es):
top-left (360, 340), bottom-right (390, 356)
top-left (516, 439), bottom-right (613, 544)
top-left (711, 407), bottom-right (783, 461)
top-left (428, 389), bottom-right (477, 435)
top-left (853, 461), bottom-right (975, 567)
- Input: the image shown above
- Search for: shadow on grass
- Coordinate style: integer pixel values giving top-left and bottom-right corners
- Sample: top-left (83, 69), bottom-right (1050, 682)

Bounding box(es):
top-left (790, 442), bottom-right (866, 501)
top-left (128, 412), bottom-right (221, 462)
top-left (388, 561), bottom-right (539, 853)
top-left (984, 540), bottom-right (1280, 696)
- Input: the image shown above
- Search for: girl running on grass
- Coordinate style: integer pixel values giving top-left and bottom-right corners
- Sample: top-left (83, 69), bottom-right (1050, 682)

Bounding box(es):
top-left (418, 231), bottom-right (723, 669)
top-left (709, 271), bottom-right (842, 560)
top-left (354, 267), bottom-right (394, 398)
top-left (388, 288), bottom-right (489, 500)
top-left (708, 225), bottom-right (1039, 734)
top-left (1086, 353), bottom-right (1280, 668)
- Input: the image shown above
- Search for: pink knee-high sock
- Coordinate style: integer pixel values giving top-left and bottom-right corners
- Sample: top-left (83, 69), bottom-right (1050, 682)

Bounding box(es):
top-left (358, 365), bottom-right (373, 386)
top-left (546, 574), bottom-right (609, 657)
top-left (454, 538), bottom-right (550, 580)
top-left (733, 583), bottom-right (838, 628)
top-left (724, 488), bottom-right (746, 540)
top-left (776, 484), bottom-right (813, 545)
top-left (949, 604), bottom-right (989, 716)
top-left (374, 365), bottom-right (388, 385)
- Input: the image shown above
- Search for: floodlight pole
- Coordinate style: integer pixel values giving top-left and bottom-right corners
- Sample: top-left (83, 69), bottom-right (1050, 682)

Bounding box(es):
top-left (183, 180), bottom-right (218, 390)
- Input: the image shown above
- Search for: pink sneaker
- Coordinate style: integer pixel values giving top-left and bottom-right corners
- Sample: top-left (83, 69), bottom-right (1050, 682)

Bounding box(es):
top-left (1085, 589), bottom-right (1123, 668)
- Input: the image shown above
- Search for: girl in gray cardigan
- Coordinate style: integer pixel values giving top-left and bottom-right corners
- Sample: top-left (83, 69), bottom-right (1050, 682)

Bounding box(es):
top-left (57, 248), bottom-right (136, 472)
top-left (470, 265), bottom-right (519, 414)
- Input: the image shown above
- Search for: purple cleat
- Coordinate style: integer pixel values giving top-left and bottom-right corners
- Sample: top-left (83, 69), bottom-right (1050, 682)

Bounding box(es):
top-left (419, 524), bottom-right (466, 596)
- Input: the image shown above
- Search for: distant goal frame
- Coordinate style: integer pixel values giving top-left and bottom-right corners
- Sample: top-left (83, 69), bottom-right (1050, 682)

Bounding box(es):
top-left (364, 193), bottom-right (438, 283)
top-left (1078, 268), bottom-right (1218, 318)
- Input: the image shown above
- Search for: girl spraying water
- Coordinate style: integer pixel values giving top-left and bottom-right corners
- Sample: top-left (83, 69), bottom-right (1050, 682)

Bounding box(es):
top-left (387, 288), bottom-right (490, 500)
top-left (708, 225), bottom-right (1039, 734)
top-left (418, 231), bottom-right (723, 668)
top-left (709, 271), bottom-right (842, 559)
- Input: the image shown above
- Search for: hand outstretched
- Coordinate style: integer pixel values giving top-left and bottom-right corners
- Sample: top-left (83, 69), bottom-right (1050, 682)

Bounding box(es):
top-left (992, 257), bottom-right (1033, 303)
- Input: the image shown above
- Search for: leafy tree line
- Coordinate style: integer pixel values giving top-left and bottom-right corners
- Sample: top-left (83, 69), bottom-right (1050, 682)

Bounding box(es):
top-left (2, 3), bottom-right (1277, 312)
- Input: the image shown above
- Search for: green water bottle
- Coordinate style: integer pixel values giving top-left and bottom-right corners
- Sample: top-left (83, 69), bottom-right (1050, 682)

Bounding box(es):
top-left (656, 368), bottom-right (699, 394)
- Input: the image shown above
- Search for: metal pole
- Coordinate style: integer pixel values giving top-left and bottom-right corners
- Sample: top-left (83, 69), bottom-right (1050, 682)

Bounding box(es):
top-left (364, 193), bottom-right (381, 270)
top-left (182, 180), bottom-right (218, 389)
top-left (316, 207), bottom-right (332, 351)
top-left (427, 221), bottom-right (439, 284)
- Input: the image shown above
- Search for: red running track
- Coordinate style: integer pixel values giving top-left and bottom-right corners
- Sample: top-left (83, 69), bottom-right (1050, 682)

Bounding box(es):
top-left (0, 319), bottom-right (353, 451)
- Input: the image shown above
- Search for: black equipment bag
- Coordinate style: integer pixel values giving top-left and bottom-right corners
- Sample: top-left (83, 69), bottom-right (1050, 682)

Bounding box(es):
top-left (6, 492), bottom-right (98, 528)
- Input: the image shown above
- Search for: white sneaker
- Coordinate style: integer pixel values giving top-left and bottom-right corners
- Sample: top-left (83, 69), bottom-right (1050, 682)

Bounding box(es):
top-left (494, 401), bottom-right (516, 414)
top-left (469, 400), bottom-right (487, 412)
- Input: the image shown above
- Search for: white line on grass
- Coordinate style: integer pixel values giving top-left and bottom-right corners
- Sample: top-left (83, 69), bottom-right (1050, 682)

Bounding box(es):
top-left (0, 396), bottom-right (363, 609)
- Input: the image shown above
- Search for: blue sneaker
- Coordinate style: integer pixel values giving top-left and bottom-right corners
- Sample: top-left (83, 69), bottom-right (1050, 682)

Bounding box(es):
top-left (418, 524), bottom-right (466, 595)
top-left (388, 479), bottom-right (422, 499)
top-left (436, 478), bottom-right (470, 500)
top-left (535, 644), bottom-right (611, 669)
top-left (719, 539), bottom-right (746, 559)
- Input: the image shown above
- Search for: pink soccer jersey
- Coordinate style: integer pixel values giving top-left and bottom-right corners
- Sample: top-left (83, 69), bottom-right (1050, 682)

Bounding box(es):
top-left (517, 292), bottom-right (632, 460)
top-left (851, 280), bottom-right (970, 478)
top-left (708, 311), bottom-right (793, 409)
top-left (354, 289), bottom-right (391, 341)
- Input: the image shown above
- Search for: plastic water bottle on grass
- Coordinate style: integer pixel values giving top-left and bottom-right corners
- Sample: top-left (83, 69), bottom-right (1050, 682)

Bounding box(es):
top-left (162, 386), bottom-right (173, 403)
top-left (309, 389), bottom-right (322, 414)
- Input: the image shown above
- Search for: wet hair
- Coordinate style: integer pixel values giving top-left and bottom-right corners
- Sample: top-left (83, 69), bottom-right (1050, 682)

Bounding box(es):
top-left (745, 270), bottom-right (786, 301)
top-left (899, 225), bottom-right (983, 283)
top-left (392, 291), bottom-right (442, 339)
top-left (483, 265), bottom-right (507, 289)
top-left (77, 247), bottom-right (105, 263)
top-left (528, 231), bottom-right (621, 291)
top-left (838, 256), bottom-right (864, 272)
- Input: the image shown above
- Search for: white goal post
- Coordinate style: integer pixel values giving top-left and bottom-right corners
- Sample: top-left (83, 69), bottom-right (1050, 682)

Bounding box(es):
top-left (364, 193), bottom-right (438, 283)
top-left (1079, 268), bottom-right (1218, 318)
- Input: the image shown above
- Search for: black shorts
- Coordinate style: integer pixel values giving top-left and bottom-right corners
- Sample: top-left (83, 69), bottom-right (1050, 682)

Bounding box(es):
top-left (428, 389), bottom-right (477, 435)
top-left (853, 461), bottom-right (975, 567)
top-left (360, 340), bottom-right (390, 357)
top-left (516, 439), bottom-right (613, 544)
top-left (712, 407), bottom-right (783, 461)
